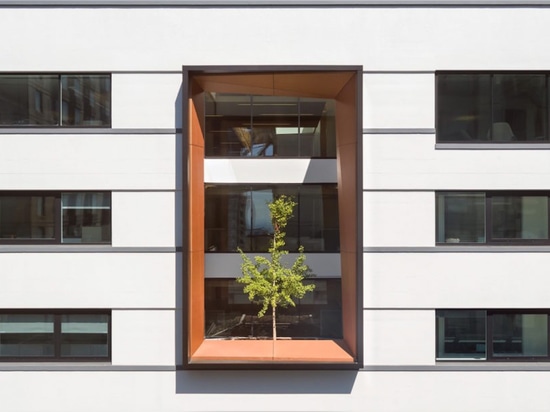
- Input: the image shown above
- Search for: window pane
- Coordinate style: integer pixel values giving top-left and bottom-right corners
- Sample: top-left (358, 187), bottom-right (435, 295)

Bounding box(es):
top-left (0, 314), bottom-right (55, 358)
top-left (205, 185), bottom-right (339, 252)
top-left (436, 193), bottom-right (485, 243)
top-left (492, 313), bottom-right (548, 358)
top-left (491, 196), bottom-right (548, 240)
top-left (0, 75), bottom-right (59, 126)
top-left (60, 314), bottom-right (109, 358)
top-left (437, 74), bottom-right (492, 142)
top-left (491, 75), bottom-right (547, 142)
top-left (0, 195), bottom-right (56, 240)
top-left (61, 75), bottom-right (111, 126)
top-left (436, 310), bottom-right (486, 359)
top-left (205, 94), bottom-right (336, 157)
top-left (62, 192), bottom-right (111, 244)
top-left (205, 279), bottom-right (342, 339)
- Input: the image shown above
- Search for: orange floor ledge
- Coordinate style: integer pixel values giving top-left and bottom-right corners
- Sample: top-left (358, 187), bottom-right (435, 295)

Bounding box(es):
top-left (189, 339), bottom-right (355, 363)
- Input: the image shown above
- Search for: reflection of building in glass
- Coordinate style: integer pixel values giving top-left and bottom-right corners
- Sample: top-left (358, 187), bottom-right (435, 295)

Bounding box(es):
top-left (205, 94), bottom-right (336, 157)
top-left (0, 75), bottom-right (110, 126)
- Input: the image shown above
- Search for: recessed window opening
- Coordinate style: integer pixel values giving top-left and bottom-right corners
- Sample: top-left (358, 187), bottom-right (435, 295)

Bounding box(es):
top-left (205, 278), bottom-right (342, 340)
top-left (205, 93), bottom-right (336, 157)
top-left (205, 184), bottom-right (339, 253)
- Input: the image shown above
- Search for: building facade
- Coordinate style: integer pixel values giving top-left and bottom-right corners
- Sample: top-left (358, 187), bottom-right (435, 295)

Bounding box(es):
top-left (1, 1), bottom-right (550, 411)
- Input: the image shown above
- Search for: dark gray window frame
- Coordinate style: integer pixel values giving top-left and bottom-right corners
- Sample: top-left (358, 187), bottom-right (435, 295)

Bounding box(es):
top-left (0, 73), bottom-right (112, 128)
top-left (0, 191), bottom-right (112, 245)
top-left (437, 309), bottom-right (550, 362)
top-left (0, 309), bottom-right (111, 362)
top-left (436, 71), bottom-right (550, 144)
top-left (436, 191), bottom-right (550, 245)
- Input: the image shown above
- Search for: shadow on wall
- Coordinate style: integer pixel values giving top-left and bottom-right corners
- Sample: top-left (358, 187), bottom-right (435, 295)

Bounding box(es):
top-left (175, 370), bottom-right (358, 394)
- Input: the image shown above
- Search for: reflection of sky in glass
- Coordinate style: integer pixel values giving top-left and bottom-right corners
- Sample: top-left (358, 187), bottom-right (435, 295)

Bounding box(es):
top-left (245, 190), bottom-right (273, 235)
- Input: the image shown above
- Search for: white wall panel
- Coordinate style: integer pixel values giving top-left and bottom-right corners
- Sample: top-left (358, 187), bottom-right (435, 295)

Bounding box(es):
top-left (363, 191), bottom-right (434, 247)
top-left (112, 74), bottom-right (182, 129)
top-left (363, 310), bottom-right (435, 366)
top-left (0, 134), bottom-right (175, 190)
top-left (363, 74), bottom-right (434, 129)
top-left (205, 253), bottom-right (340, 278)
top-left (204, 159), bottom-right (337, 184)
top-left (353, 371), bottom-right (550, 412)
top-left (112, 191), bottom-right (177, 247)
top-left (3, 8), bottom-right (550, 71)
top-left (364, 252), bottom-right (550, 308)
top-left (112, 310), bottom-right (175, 366)
top-left (0, 253), bottom-right (174, 308)
top-left (364, 134), bottom-right (550, 190)
top-left (3, 370), bottom-right (550, 412)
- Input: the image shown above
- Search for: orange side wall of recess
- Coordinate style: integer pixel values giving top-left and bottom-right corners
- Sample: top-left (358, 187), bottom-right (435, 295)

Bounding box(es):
top-left (188, 85), bottom-right (205, 356)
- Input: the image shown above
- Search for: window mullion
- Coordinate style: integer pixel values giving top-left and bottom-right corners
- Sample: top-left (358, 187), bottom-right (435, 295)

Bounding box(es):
top-left (54, 313), bottom-right (61, 359)
top-left (485, 193), bottom-right (491, 244)
top-left (486, 310), bottom-right (493, 360)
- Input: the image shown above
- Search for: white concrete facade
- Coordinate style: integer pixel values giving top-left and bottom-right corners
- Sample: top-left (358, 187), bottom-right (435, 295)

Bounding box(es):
top-left (1, 1), bottom-right (549, 411)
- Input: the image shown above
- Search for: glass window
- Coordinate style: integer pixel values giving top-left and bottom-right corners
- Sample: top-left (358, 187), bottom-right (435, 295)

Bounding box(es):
top-left (205, 278), bottom-right (342, 339)
top-left (436, 310), bottom-right (486, 359)
top-left (61, 75), bottom-right (111, 126)
top-left (437, 192), bottom-right (550, 245)
top-left (437, 73), bottom-right (548, 143)
top-left (62, 192), bottom-right (111, 244)
top-left (436, 192), bottom-right (485, 243)
top-left (60, 314), bottom-right (109, 358)
top-left (205, 185), bottom-right (339, 252)
top-left (205, 93), bottom-right (336, 157)
top-left (0, 314), bottom-right (55, 358)
top-left (0, 74), bottom-right (110, 127)
top-left (0, 311), bottom-right (110, 361)
top-left (492, 313), bottom-right (548, 358)
top-left (437, 310), bottom-right (550, 361)
top-left (491, 195), bottom-right (548, 240)
top-left (0, 192), bottom-right (111, 244)
top-left (0, 194), bottom-right (56, 240)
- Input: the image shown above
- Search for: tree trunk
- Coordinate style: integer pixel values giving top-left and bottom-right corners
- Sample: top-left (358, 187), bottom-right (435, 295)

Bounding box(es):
top-left (272, 304), bottom-right (277, 341)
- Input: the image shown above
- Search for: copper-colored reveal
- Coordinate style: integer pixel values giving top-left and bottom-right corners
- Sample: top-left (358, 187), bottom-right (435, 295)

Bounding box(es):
top-left (188, 89), bottom-right (205, 356)
top-left (336, 75), bottom-right (358, 356)
top-left (185, 68), bottom-right (361, 366)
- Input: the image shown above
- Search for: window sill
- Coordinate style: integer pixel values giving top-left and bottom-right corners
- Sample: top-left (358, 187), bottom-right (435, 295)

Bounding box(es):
top-left (435, 143), bottom-right (550, 150)
top-left (188, 339), bottom-right (356, 368)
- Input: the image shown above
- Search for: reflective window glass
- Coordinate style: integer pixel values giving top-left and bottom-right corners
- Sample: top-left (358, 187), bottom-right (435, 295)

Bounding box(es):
top-left (437, 73), bottom-right (549, 142)
top-left (61, 75), bottom-right (111, 126)
top-left (205, 185), bottom-right (339, 252)
top-left (436, 193), bottom-right (485, 243)
top-left (437, 74), bottom-right (491, 142)
top-left (0, 195), bottom-right (56, 240)
top-left (205, 94), bottom-right (336, 157)
top-left (0, 314), bottom-right (55, 358)
top-left (62, 192), bottom-right (111, 244)
top-left (492, 313), bottom-right (548, 358)
top-left (0, 75), bottom-right (59, 125)
top-left (205, 278), bottom-right (342, 339)
top-left (0, 74), bottom-right (110, 127)
top-left (491, 195), bottom-right (548, 240)
top-left (61, 314), bottom-right (109, 358)
top-left (436, 310), bottom-right (486, 359)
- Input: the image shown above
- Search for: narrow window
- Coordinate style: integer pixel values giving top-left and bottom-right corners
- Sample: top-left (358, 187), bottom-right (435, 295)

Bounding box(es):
top-left (0, 311), bottom-right (110, 361)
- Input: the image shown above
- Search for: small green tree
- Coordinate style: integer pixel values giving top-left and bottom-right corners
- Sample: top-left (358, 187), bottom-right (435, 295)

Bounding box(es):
top-left (237, 195), bottom-right (315, 341)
